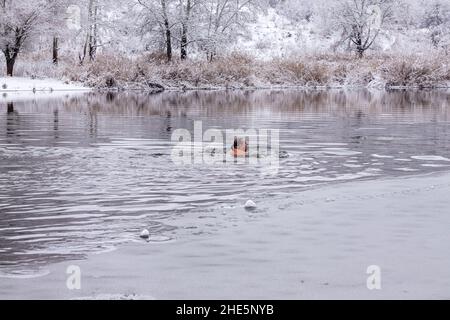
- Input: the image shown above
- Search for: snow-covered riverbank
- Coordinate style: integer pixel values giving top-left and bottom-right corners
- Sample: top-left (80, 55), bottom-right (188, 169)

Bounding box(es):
top-left (4, 52), bottom-right (450, 92)
top-left (0, 77), bottom-right (90, 102)
top-left (1, 171), bottom-right (450, 299)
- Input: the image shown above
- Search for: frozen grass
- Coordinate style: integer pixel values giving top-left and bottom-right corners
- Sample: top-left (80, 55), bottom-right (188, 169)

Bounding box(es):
top-left (381, 55), bottom-right (450, 88)
top-left (1, 51), bottom-right (449, 90)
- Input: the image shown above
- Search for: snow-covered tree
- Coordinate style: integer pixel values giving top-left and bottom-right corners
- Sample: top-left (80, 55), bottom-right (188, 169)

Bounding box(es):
top-left (77, 0), bottom-right (99, 63)
top-left (422, 1), bottom-right (450, 51)
top-left (334, 0), bottom-right (393, 58)
top-left (46, 0), bottom-right (72, 65)
top-left (137, 0), bottom-right (176, 61)
top-left (0, 0), bottom-right (61, 75)
top-left (178, 0), bottom-right (200, 60)
top-left (199, 0), bottom-right (262, 61)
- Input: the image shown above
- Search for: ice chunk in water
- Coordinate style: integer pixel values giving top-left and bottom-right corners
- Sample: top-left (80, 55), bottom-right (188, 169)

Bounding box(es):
top-left (244, 200), bottom-right (257, 210)
top-left (140, 229), bottom-right (150, 239)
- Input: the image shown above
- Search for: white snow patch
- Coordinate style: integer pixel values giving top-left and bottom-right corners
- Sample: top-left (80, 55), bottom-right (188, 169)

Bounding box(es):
top-left (0, 77), bottom-right (90, 101)
top-left (233, 8), bottom-right (331, 60)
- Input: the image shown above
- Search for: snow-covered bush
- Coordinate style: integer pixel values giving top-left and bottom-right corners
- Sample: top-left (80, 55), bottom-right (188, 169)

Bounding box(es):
top-left (273, 59), bottom-right (330, 85)
top-left (3, 50), bottom-right (448, 90)
top-left (381, 55), bottom-right (449, 87)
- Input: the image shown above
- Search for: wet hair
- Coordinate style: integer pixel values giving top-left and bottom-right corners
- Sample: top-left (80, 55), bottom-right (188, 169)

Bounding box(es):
top-left (232, 137), bottom-right (249, 152)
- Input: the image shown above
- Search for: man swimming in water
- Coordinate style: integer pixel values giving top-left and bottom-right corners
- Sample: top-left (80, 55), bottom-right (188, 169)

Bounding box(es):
top-left (231, 137), bottom-right (248, 157)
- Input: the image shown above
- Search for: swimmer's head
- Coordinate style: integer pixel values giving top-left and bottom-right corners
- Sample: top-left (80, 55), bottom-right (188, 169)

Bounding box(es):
top-left (232, 137), bottom-right (248, 151)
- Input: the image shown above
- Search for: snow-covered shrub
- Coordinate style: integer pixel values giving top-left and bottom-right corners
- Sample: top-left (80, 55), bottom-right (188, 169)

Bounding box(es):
top-left (274, 58), bottom-right (331, 86)
top-left (78, 54), bottom-right (138, 88)
top-left (150, 52), bottom-right (255, 88)
top-left (381, 55), bottom-right (449, 87)
top-left (2, 50), bottom-right (448, 90)
top-left (205, 53), bottom-right (254, 86)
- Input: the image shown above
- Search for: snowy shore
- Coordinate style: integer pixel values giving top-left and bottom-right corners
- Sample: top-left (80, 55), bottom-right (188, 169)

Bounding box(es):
top-left (3, 52), bottom-right (449, 92)
top-left (1, 172), bottom-right (450, 299)
top-left (0, 77), bottom-right (90, 102)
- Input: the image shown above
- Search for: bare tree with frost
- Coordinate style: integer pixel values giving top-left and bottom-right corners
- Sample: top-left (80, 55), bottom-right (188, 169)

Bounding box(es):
top-left (0, 0), bottom-right (61, 75)
top-left (200, 0), bottom-right (261, 61)
top-left (335, 0), bottom-right (393, 58)
top-left (137, 0), bottom-right (176, 61)
top-left (422, 1), bottom-right (450, 52)
top-left (178, 0), bottom-right (199, 60)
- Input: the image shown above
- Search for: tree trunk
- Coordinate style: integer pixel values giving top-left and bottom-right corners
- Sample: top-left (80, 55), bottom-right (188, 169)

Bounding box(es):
top-left (180, 25), bottom-right (187, 60)
top-left (355, 37), bottom-right (364, 58)
top-left (52, 37), bottom-right (59, 65)
top-left (160, 0), bottom-right (172, 62)
top-left (357, 46), bottom-right (364, 58)
top-left (89, 35), bottom-right (96, 61)
top-left (6, 57), bottom-right (16, 76)
top-left (180, 0), bottom-right (191, 60)
top-left (79, 38), bottom-right (87, 65)
top-left (88, 0), bottom-right (97, 61)
top-left (81, 0), bottom-right (97, 63)
top-left (165, 23), bottom-right (172, 62)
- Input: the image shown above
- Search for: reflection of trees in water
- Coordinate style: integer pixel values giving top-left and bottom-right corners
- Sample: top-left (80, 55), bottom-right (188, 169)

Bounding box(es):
top-left (5, 89), bottom-right (448, 147)
top-left (106, 91), bottom-right (116, 103)
top-left (63, 90), bottom-right (449, 119)
top-left (5, 102), bottom-right (20, 138)
top-left (53, 109), bottom-right (59, 139)
top-left (7, 102), bottom-right (14, 114)
top-left (87, 104), bottom-right (98, 138)
top-left (4, 90), bottom-right (450, 123)
top-left (164, 110), bottom-right (172, 133)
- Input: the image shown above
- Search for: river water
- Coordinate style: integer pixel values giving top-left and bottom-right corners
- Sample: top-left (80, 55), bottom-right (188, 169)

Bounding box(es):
top-left (0, 89), bottom-right (449, 276)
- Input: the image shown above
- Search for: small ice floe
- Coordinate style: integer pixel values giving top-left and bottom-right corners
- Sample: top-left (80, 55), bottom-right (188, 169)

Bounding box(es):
top-left (244, 200), bottom-right (257, 210)
top-left (371, 154), bottom-right (393, 159)
top-left (411, 155), bottom-right (450, 162)
top-left (140, 229), bottom-right (150, 239)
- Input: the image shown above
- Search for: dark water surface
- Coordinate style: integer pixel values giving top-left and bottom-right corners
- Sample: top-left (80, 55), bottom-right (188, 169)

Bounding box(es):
top-left (0, 89), bottom-right (449, 276)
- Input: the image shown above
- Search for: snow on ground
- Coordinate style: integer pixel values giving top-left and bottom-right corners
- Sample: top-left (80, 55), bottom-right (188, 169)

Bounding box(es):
top-left (0, 77), bottom-right (87, 91)
top-left (234, 8), bottom-right (317, 59)
top-left (233, 8), bottom-right (431, 59)
top-left (0, 77), bottom-right (90, 102)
